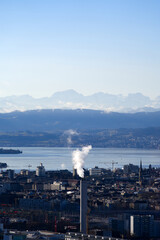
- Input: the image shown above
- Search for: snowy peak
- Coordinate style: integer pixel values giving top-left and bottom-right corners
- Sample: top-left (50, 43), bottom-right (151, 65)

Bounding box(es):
top-left (0, 90), bottom-right (159, 113)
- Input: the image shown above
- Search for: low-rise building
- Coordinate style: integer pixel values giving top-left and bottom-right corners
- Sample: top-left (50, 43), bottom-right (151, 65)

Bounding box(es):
top-left (89, 167), bottom-right (103, 176)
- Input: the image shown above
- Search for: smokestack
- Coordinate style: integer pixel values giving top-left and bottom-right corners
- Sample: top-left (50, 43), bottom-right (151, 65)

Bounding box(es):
top-left (80, 180), bottom-right (87, 234)
top-left (73, 168), bottom-right (77, 178)
top-left (72, 146), bottom-right (91, 233)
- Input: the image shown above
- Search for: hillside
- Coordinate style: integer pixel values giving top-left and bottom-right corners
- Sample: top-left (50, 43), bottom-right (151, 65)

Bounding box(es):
top-left (0, 109), bottom-right (160, 132)
top-left (0, 127), bottom-right (160, 148)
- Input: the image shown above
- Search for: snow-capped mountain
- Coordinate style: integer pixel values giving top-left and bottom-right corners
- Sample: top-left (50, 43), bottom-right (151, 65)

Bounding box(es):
top-left (0, 90), bottom-right (159, 113)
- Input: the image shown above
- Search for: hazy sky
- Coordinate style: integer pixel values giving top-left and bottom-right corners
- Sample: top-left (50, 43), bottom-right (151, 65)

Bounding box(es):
top-left (0, 0), bottom-right (160, 98)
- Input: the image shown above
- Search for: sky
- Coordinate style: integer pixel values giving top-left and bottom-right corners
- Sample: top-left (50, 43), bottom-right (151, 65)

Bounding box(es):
top-left (0, 0), bottom-right (160, 99)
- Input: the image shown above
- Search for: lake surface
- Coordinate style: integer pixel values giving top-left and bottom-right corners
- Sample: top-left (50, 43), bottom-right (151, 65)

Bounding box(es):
top-left (0, 147), bottom-right (160, 171)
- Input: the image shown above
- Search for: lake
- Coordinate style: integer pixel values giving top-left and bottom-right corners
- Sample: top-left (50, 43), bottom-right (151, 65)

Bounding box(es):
top-left (0, 147), bottom-right (160, 172)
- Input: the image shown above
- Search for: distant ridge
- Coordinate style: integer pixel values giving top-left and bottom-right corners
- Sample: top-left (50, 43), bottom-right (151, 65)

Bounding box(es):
top-left (1, 109), bottom-right (160, 132)
top-left (0, 90), bottom-right (160, 113)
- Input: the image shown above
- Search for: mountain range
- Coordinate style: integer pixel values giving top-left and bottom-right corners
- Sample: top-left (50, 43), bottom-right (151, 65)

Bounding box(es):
top-left (1, 90), bottom-right (160, 113)
top-left (1, 109), bottom-right (160, 132)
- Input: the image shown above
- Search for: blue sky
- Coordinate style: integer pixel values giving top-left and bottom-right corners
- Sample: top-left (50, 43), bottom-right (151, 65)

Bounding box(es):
top-left (0, 0), bottom-right (160, 98)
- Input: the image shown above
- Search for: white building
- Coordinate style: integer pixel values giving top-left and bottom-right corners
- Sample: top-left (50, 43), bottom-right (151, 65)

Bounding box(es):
top-left (36, 163), bottom-right (45, 177)
top-left (51, 181), bottom-right (66, 191)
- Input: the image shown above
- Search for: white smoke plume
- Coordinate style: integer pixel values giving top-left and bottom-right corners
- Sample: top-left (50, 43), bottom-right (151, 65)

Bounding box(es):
top-left (64, 129), bottom-right (79, 145)
top-left (61, 163), bottom-right (66, 169)
top-left (72, 145), bottom-right (92, 178)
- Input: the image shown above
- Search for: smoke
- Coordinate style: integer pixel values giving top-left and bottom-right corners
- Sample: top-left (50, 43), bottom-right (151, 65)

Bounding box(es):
top-left (64, 129), bottom-right (79, 145)
top-left (67, 135), bottom-right (72, 145)
top-left (72, 145), bottom-right (92, 178)
top-left (61, 163), bottom-right (66, 169)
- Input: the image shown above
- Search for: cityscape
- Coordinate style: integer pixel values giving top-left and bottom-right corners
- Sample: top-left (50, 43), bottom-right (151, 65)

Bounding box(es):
top-left (0, 153), bottom-right (159, 239)
top-left (1, 0), bottom-right (160, 239)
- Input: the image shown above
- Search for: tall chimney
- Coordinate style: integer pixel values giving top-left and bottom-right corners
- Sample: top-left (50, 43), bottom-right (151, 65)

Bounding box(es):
top-left (73, 168), bottom-right (77, 178)
top-left (80, 180), bottom-right (87, 233)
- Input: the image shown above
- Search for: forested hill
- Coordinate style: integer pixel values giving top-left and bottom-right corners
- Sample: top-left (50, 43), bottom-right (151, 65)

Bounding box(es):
top-left (1, 109), bottom-right (160, 131)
